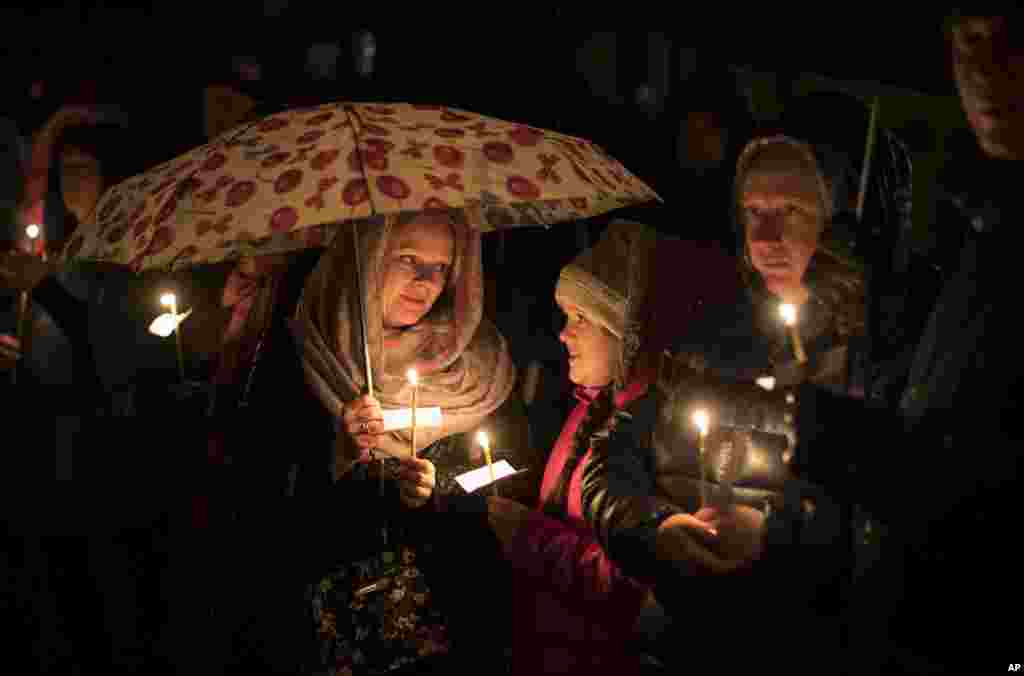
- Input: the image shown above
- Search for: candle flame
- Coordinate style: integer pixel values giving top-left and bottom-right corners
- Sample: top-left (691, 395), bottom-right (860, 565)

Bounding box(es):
top-left (25, 224), bottom-right (41, 239)
top-left (160, 292), bottom-right (177, 308)
top-left (476, 430), bottom-right (490, 449)
top-left (407, 368), bottom-right (419, 386)
top-left (692, 409), bottom-right (710, 436)
top-left (779, 303), bottom-right (797, 326)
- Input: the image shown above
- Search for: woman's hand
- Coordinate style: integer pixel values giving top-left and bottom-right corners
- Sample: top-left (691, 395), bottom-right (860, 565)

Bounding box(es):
top-left (655, 506), bottom-right (765, 575)
top-left (397, 456), bottom-right (435, 509)
top-left (694, 505), bottom-right (766, 564)
top-left (341, 395), bottom-right (385, 451)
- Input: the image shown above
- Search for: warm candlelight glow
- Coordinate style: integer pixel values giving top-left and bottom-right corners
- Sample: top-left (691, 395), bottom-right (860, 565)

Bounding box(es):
top-left (779, 303), bottom-right (797, 326)
top-left (160, 292), bottom-right (176, 308)
top-left (692, 409), bottom-right (710, 437)
top-left (25, 224), bottom-right (40, 239)
top-left (407, 368), bottom-right (419, 386)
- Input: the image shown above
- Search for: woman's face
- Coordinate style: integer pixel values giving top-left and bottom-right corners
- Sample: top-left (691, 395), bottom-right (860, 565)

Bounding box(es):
top-left (60, 145), bottom-right (104, 226)
top-left (557, 301), bottom-right (620, 388)
top-left (381, 215), bottom-right (455, 328)
top-left (741, 157), bottom-right (822, 301)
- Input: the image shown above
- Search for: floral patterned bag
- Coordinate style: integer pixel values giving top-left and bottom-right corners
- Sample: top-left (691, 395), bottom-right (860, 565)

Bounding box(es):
top-left (309, 458), bottom-right (450, 676)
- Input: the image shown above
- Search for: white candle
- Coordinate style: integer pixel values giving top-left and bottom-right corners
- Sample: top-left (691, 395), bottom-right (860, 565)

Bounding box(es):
top-left (692, 409), bottom-right (710, 510)
top-left (407, 369), bottom-right (419, 458)
top-left (161, 292), bottom-right (185, 382)
top-left (476, 430), bottom-right (498, 497)
top-left (779, 303), bottom-right (807, 364)
top-left (25, 224), bottom-right (44, 259)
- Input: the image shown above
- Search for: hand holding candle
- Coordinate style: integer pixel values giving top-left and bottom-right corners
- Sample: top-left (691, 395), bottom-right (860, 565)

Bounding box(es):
top-left (779, 303), bottom-right (807, 364)
top-left (476, 430), bottom-right (498, 497)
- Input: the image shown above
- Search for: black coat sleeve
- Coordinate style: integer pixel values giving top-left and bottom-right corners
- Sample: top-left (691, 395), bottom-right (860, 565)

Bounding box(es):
top-left (579, 392), bottom-right (682, 582)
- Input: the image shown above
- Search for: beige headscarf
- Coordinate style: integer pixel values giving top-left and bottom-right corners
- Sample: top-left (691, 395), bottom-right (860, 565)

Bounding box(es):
top-left (293, 213), bottom-right (515, 470)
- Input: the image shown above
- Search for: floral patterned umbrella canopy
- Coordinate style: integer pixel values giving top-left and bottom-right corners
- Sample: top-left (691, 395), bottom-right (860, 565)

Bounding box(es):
top-left (62, 102), bottom-right (660, 271)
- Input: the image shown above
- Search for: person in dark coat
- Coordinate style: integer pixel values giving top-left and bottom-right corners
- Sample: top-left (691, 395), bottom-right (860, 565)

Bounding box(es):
top-left (575, 93), bottom-right (915, 674)
top-left (786, 12), bottom-right (1024, 673)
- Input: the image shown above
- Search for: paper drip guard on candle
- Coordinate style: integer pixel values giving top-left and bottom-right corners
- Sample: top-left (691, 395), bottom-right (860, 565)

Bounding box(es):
top-left (149, 309), bottom-right (192, 337)
top-left (455, 459), bottom-right (521, 493)
top-left (381, 407), bottom-right (443, 432)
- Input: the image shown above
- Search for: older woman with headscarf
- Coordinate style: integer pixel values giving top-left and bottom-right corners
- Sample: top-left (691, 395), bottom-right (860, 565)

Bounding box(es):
top-left (214, 210), bottom-right (520, 675)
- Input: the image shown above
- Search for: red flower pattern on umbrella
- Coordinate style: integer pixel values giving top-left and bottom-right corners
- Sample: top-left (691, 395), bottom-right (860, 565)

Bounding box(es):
top-left (66, 102), bottom-right (659, 270)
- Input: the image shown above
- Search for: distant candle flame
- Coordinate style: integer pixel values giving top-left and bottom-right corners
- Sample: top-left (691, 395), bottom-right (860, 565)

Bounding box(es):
top-left (779, 303), bottom-right (797, 326)
top-left (160, 292), bottom-right (176, 308)
top-left (407, 368), bottom-right (419, 386)
top-left (25, 224), bottom-right (41, 239)
top-left (692, 409), bottom-right (710, 436)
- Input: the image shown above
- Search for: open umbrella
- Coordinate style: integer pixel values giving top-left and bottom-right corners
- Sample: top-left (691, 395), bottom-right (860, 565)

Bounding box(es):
top-left (62, 101), bottom-right (660, 398)
top-left (61, 102), bottom-right (660, 271)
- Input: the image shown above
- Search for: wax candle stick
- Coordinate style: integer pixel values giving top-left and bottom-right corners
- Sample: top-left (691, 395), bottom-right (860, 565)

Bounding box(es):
top-left (476, 431), bottom-right (498, 497)
top-left (779, 303), bottom-right (807, 364)
top-left (161, 292), bottom-right (186, 382)
top-left (407, 369), bottom-right (419, 458)
top-left (692, 409), bottom-right (710, 510)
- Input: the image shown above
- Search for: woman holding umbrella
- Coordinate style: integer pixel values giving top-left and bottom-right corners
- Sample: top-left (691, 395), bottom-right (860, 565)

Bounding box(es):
top-left (211, 209), bottom-right (524, 675)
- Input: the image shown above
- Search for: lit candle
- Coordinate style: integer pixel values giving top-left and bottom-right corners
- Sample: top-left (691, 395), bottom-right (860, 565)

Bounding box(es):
top-left (692, 409), bottom-right (710, 510)
top-left (476, 430), bottom-right (498, 497)
top-left (25, 224), bottom-right (44, 259)
top-left (407, 369), bottom-right (419, 458)
top-left (779, 303), bottom-right (807, 364)
top-left (161, 292), bottom-right (186, 382)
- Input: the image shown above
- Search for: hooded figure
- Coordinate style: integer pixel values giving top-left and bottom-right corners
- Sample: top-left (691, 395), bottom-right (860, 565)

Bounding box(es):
top-left (578, 94), bottom-right (914, 673)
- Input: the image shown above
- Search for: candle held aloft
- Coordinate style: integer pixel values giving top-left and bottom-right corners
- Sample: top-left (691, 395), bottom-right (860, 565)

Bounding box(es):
top-left (476, 430), bottom-right (498, 496)
top-left (407, 369), bottom-right (419, 458)
top-left (779, 303), bottom-right (807, 364)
